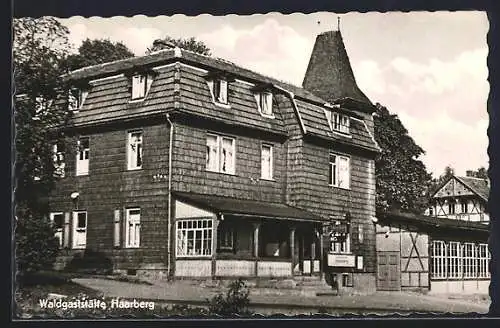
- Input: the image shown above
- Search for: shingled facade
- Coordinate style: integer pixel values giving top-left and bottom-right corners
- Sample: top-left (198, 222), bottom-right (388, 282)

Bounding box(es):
top-left (48, 31), bottom-right (380, 292)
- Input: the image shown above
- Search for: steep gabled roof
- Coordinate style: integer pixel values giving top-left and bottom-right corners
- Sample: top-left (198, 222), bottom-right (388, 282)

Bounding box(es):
top-left (302, 30), bottom-right (373, 107)
top-left (431, 175), bottom-right (490, 202)
top-left (455, 176), bottom-right (490, 202)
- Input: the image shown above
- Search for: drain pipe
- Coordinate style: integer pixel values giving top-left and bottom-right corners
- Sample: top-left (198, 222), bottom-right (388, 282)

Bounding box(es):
top-left (166, 113), bottom-right (174, 277)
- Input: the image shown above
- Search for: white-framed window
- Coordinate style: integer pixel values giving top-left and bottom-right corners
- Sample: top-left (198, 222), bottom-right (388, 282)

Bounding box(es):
top-left (331, 233), bottom-right (351, 254)
top-left (50, 212), bottom-right (64, 248)
top-left (72, 211), bottom-right (87, 249)
top-left (213, 79), bottom-right (228, 104)
top-left (257, 92), bottom-right (273, 116)
top-left (431, 240), bottom-right (447, 279)
top-left (176, 219), bottom-right (213, 257)
top-left (329, 154), bottom-right (350, 189)
top-left (218, 223), bottom-right (234, 251)
top-left (131, 74), bottom-right (148, 100)
top-left (206, 133), bottom-right (235, 174)
top-left (463, 242), bottom-right (477, 279)
top-left (448, 200), bottom-right (456, 215)
top-left (127, 131), bottom-right (143, 170)
top-left (261, 144), bottom-right (273, 180)
top-left (325, 110), bottom-right (350, 134)
top-left (357, 225), bottom-right (364, 244)
top-left (68, 88), bottom-right (88, 111)
top-left (461, 201), bottom-right (468, 214)
top-left (478, 243), bottom-right (491, 278)
top-left (52, 141), bottom-right (66, 178)
top-left (330, 220), bottom-right (351, 254)
top-left (76, 137), bottom-right (90, 176)
top-left (125, 208), bottom-right (141, 248)
top-left (447, 241), bottom-right (461, 279)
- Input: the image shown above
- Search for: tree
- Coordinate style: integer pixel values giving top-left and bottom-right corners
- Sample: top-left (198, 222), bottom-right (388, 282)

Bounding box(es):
top-left (14, 17), bottom-right (71, 276)
top-left (64, 38), bottom-right (135, 71)
top-left (146, 36), bottom-right (211, 56)
top-left (374, 103), bottom-right (433, 214)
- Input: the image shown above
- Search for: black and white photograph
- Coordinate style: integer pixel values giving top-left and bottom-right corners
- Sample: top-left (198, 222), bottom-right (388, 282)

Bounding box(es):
top-left (13, 10), bottom-right (493, 318)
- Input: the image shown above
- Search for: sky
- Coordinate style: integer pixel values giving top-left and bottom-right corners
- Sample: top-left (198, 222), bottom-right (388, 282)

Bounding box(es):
top-left (57, 12), bottom-right (489, 179)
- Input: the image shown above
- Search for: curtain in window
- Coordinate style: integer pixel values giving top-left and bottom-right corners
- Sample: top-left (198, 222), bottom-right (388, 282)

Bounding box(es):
top-left (206, 135), bottom-right (219, 171)
top-left (338, 156), bottom-right (350, 188)
top-left (132, 75), bottom-right (146, 99)
top-left (218, 80), bottom-right (228, 103)
top-left (261, 145), bottom-right (272, 179)
top-left (221, 137), bottom-right (234, 173)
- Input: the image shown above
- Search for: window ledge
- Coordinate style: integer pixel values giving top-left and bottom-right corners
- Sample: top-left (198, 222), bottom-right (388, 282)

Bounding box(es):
top-left (213, 101), bottom-right (231, 109)
top-left (176, 255), bottom-right (212, 259)
top-left (328, 184), bottom-right (351, 191)
top-left (206, 169), bottom-right (236, 176)
top-left (260, 177), bottom-right (275, 182)
top-left (259, 112), bottom-right (275, 119)
top-left (331, 130), bottom-right (352, 138)
top-left (127, 167), bottom-right (143, 171)
top-left (76, 173), bottom-right (89, 177)
top-left (124, 246), bottom-right (141, 249)
top-left (129, 98), bottom-right (146, 104)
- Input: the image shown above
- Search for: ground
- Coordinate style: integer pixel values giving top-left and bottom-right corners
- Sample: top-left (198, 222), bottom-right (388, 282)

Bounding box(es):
top-left (14, 271), bottom-right (490, 318)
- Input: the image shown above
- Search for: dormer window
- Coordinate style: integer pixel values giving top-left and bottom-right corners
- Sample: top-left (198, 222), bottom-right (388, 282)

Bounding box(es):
top-left (258, 92), bottom-right (273, 117)
top-left (326, 110), bottom-right (350, 134)
top-left (131, 73), bottom-right (154, 101)
top-left (212, 79), bottom-right (228, 104)
top-left (205, 71), bottom-right (234, 107)
top-left (68, 88), bottom-right (88, 111)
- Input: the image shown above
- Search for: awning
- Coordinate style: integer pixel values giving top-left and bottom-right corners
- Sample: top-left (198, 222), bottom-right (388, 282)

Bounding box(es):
top-left (376, 210), bottom-right (489, 233)
top-left (173, 191), bottom-right (325, 222)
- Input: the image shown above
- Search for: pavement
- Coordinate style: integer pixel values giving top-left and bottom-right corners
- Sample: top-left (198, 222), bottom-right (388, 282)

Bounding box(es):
top-left (72, 277), bottom-right (490, 315)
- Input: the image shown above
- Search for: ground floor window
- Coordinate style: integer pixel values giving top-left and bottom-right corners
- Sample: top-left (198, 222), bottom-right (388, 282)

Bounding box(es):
top-left (125, 208), bottom-right (141, 248)
top-left (431, 240), bottom-right (490, 279)
top-left (50, 212), bottom-right (64, 248)
top-left (72, 211), bottom-right (87, 249)
top-left (218, 221), bottom-right (234, 251)
top-left (176, 219), bottom-right (213, 257)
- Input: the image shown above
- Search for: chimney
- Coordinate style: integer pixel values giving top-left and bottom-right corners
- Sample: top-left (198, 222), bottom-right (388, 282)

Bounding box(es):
top-left (466, 170), bottom-right (475, 177)
top-left (152, 39), bottom-right (176, 49)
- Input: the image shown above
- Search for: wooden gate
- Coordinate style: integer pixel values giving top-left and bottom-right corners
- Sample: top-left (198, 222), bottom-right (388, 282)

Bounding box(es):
top-left (377, 251), bottom-right (401, 291)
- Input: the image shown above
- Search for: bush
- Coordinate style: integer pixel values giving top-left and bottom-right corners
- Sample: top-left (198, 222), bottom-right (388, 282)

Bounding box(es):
top-left (208, 278), bottom-right (251, 316)
top-left (15, 209), bottom-right (59, 277)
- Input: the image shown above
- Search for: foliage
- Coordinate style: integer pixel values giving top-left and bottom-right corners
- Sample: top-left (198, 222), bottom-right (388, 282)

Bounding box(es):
top-left (14, 17), bottom-right (73, 275)
top-left (208, 279), bottom-right (251, 316)
top-left (64, 38), bottom-right (135, 71)
top-left (146, 36), bottom-right (211, 56)
top-left (374, 103), bottom-right (433, 214)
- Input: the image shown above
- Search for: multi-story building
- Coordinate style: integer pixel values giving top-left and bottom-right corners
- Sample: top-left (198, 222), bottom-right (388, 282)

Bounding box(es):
top-left (48, 30), bottom-right (380, 292)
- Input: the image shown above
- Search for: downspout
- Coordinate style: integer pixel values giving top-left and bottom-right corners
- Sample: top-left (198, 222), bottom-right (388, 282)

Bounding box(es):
top-left (166, 113), bottom-right (174, 277)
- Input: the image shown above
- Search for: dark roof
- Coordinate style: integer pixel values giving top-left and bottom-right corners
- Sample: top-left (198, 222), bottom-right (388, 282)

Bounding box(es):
top-left (377, 210), bottom-right (489, 233)
top-left (296, 99), bottom-right (380, 153)
top-left (302, 31), bottom-right (373, 107)
top-left (173, 191), bottom-right (325, 222)
top-left (455, 176), bottom-right (490, 202)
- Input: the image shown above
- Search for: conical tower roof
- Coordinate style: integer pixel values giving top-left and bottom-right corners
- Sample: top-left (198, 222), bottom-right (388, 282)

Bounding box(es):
top-left (302, 30), bottom-right (372, 105)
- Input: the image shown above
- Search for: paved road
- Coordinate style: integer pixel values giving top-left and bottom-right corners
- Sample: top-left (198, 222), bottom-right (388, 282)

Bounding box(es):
top-left (72, 278), bottom-right (489, 315)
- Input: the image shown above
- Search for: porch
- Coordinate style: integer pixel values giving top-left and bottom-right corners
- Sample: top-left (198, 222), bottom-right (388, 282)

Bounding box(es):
top-left (172, 192), bottom-right (324, 279)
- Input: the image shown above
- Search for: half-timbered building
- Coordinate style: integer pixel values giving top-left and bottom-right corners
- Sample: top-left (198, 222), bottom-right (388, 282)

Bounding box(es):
top-left (375, 173), bottom-right (491, 294)
top-left (48, 30), bottom-right (380, 292)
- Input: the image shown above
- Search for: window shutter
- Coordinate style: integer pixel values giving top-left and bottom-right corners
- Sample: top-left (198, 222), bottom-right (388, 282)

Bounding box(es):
top-left (63, 212), bottom-right (70, 248)
top-left (114, 209), bottom-right (121, 247)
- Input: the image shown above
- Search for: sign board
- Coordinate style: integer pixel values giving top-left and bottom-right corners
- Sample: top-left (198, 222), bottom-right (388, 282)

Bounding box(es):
top-left (327, 254), bottom-right (356, 267)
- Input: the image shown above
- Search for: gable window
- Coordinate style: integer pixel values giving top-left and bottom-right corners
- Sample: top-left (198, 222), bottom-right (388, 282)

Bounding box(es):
top-left (206, 133), bottom-right (235, 174)
top-left (52, 141), bottom-right (66, 178)
top-left (50, 212), bottom-right (64, 248)
top-left (76, 137), bottom-right (90, 176)
top-left (258, 92), bottom-right (273, 116)
top-left (326, 110), bottom-right (350, 134)
top-left (261, 144), bottom-right (273, 180)
top-left (213, 79), bottom-right (228, 104)
top-left (329, 154), bottom-right (350, 189)
top-left (127, 131), bottom-right (143, 170)
top-left (176, 219), bottom-right (213, 257)
top-left (72, 211), bottom-right (87, 249)
top-left (125, 208), bottom-right (141, 248)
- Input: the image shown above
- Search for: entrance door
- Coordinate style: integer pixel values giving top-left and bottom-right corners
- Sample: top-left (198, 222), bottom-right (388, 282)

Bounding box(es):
top-left (377, 251), bottom-right (401, 291)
